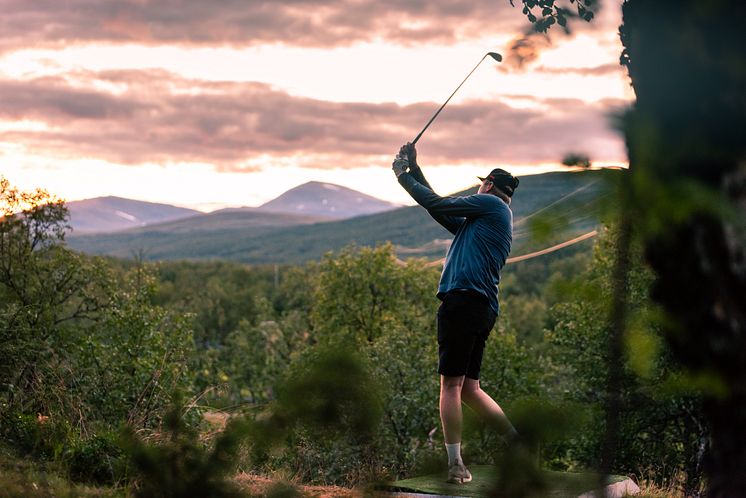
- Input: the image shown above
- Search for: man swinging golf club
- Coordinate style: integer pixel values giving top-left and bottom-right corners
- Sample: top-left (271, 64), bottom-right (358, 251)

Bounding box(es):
top-left (392, 142), bottom-right (520, 484)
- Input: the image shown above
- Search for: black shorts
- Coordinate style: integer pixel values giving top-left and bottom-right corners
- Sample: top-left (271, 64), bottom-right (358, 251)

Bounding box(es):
top-left (436, 290), bottom-right (497, 380)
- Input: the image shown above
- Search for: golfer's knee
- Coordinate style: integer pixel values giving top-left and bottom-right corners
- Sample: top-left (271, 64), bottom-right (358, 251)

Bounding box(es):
top-left (441, 375), bottom-right (465, 392)
top-left (442, 384), bottom-right (462, 396)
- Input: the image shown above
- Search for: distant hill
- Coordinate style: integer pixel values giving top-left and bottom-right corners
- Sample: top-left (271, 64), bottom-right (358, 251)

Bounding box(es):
top-left (67, 196), bottom-right (200, 234)
top-left (257, 181), bottom-right (399, 218)
top-left (198, 169), bottom-right (613, 264)
top-left (67, 181), bottom-right (396, 235)
top-left (67, 170), bottom-right (617, 264)
top-left (66, 209), bottom-right (330, 260)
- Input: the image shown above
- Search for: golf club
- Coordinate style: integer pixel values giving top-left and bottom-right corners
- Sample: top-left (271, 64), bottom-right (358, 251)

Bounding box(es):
top-left (411, 51), bottom-right (502, 145)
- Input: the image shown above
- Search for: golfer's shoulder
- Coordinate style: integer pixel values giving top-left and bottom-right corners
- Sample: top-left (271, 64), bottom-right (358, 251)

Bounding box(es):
top-left (470, 193), bottom-right (509, 211)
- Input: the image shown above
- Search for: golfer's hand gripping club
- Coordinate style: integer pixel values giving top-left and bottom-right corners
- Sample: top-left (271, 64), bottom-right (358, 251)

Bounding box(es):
top-left (401, 143), bottom-right (417, 168)
top-left (392, 151), bottom-right (409, 178)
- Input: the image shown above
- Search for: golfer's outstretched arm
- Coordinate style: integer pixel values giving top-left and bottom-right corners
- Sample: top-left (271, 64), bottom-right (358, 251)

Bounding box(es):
top-left (407, 163), bottom-right (432, 190)
top-left (396, 144), bottom-right (465, 235)
top-left (398, 172), bottom-right (464, 235)
top-left (398, 173), bottom-right (500, 218)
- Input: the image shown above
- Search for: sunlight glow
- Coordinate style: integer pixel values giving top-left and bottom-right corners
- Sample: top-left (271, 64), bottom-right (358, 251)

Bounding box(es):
top-left (2, 147), bottom-right (626, 212)
top-left (0, 1), bottom-right (632, 207)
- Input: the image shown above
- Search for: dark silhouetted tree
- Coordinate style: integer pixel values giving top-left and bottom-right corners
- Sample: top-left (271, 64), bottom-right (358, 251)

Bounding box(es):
top-left (513, 1), bottom-right (746, 495)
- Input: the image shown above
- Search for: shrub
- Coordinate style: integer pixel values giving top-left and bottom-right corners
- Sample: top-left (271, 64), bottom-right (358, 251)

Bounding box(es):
top-left (65, 431), bottom-right (124, 485)
top-left (1, 412), bottom-right (72, 461)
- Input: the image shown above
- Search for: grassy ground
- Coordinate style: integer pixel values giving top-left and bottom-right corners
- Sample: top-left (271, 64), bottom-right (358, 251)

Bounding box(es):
top-left (0, 439), bottom-right (685, 498)
top-left (0, 454), bottom-right (126, 498)
top-left (635, 482), bottom-right (686, 498)
top-left (0, 462), bottom-right (684, 498)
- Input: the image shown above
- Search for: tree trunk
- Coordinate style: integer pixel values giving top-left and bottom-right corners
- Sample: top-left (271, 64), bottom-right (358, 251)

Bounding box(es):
top-left (620, 0), bottom-right (746, 495)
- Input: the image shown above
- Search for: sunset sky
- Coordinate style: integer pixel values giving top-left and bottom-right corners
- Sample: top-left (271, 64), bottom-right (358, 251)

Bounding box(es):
top-left (1, 0), bottom-right (632, 211)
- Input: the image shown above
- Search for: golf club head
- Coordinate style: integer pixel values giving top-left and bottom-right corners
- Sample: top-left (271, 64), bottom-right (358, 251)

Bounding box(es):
top-left (488, 52), bottom-right (503, 62)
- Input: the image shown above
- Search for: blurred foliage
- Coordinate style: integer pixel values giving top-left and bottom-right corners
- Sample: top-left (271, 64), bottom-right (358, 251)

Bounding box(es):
top-left (561, 153), bottom-right (592, 169)
top-left (122, 397), bottom-right (250, 498)
top-left (246, 345), bottom-right (384, 485)
top-left (617, 1), bottom-right (746, 494)
top-left (265, 245), bottom-right (442, 483)
top-left (542, 228), bottom-right (706, 494)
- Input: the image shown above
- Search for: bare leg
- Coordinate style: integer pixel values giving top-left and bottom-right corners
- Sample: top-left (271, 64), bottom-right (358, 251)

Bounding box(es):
top-left (461, 377), bottom-right (515, 436)
top-left (440, 375), bottom-right (466, 444)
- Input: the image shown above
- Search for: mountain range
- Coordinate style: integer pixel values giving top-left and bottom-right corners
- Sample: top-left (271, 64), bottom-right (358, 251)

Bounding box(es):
top-left (66, 170), bottom-right (617, 264)
top-left (66, 181), bottom-right (400, 235)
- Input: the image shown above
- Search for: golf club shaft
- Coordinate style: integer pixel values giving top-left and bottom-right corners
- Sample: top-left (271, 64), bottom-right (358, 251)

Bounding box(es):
top-left (411, 53), bottom-right (489, 145)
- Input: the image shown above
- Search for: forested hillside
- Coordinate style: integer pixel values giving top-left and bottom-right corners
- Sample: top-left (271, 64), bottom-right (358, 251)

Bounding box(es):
top-left (67, 169), bottom-right (614, 263)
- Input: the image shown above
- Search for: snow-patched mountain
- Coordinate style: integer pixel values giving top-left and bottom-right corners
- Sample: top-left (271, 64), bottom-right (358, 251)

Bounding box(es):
top-left (67, 196), bottom-right (200, 234)
top-left (257, 181), bottom-right (399, 219)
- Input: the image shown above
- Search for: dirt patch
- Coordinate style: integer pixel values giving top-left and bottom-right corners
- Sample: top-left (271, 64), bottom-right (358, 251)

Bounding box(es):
top-left (203, 410), bottom-right (230, 429)
top-left (235, 473), bottom-right (363, 498)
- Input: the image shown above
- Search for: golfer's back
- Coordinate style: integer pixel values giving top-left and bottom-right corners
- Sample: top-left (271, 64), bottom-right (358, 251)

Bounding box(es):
top-left (437, 194), bottom-right (513, 316)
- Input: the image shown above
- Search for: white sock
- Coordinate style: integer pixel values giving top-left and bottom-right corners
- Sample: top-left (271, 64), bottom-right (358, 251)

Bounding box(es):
top-left (445, 442), bottom-right (462, 466)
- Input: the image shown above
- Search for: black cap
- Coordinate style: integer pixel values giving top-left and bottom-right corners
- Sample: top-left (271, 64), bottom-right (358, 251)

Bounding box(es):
top-left (477, 168), bottom-right (519, 197)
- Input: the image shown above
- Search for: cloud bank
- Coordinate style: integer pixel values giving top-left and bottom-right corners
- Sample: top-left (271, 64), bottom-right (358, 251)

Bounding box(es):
top-left (1, 0), bottom-right (528, 52)
top-left (0, 69), bottom-right (626, 168)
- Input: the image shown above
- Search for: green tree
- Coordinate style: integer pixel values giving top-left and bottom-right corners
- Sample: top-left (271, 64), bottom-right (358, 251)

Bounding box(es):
top-left (77, 264), bottom-right (195, 427)
top-left (308, 244), bottom-right (441, 477)
top-left (220, 313), bottom-right (307, 405)
top-left (153, 260), bottom-right (274, 347)
top-left (1, 177), bottom-right (195, 445)
top-left (311, 244), bottom-right (437, 345)
top-left (0, 177), bottom-right (110, 420)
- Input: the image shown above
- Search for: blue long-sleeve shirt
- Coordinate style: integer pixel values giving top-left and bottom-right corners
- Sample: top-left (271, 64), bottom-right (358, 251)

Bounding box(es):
top-left (398, 168), bottom-right (513, 316)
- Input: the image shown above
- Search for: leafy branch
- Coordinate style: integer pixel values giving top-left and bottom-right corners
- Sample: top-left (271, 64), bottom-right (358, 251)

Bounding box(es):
top-left (509, 0), bottom-right (598, 33)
